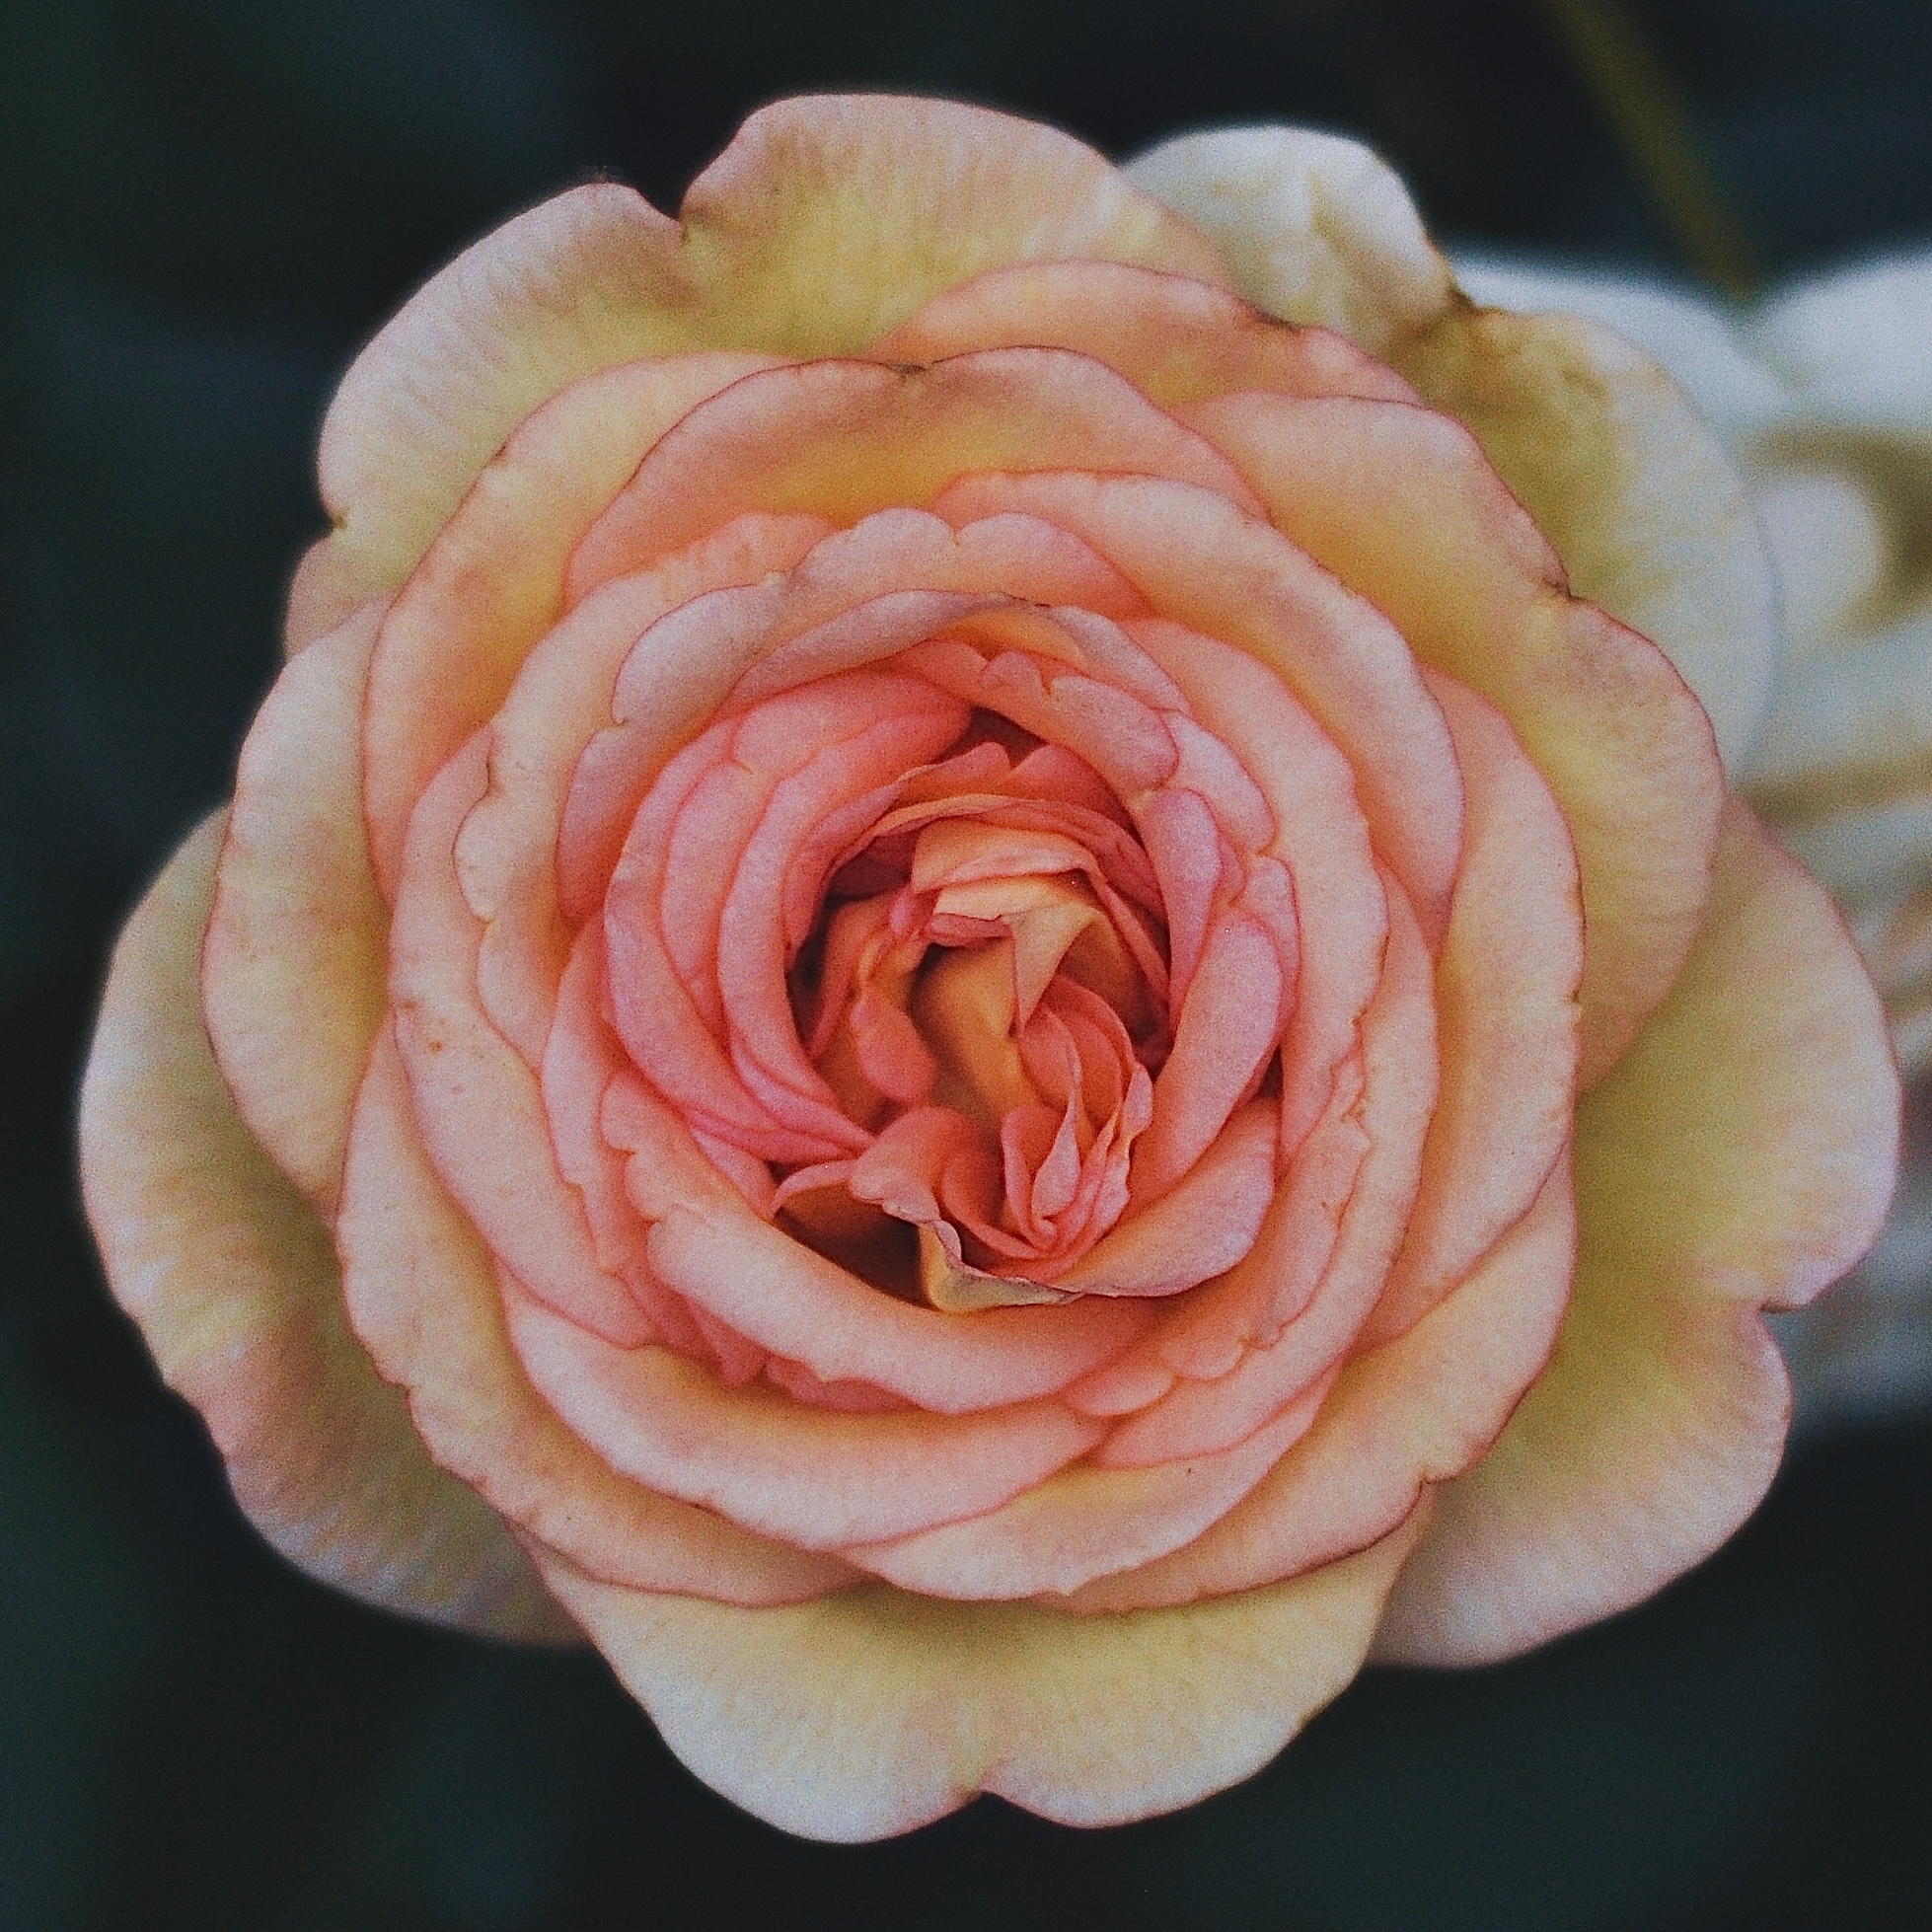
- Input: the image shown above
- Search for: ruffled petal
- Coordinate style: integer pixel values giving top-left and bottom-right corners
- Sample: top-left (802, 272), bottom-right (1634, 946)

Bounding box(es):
top-left (1374, 803), bottom-right (1896, 1665)
top-left (529, 1514), bottom-right (1421, 1841)
top-left (1124, 126), bottom-right (1454, 356)
top-left (79, 817), bottom-right (566, 1639)
top-left (1396, 303), bottom-right (1780, 774)
top-left (337, 1028), bottom-right (847, 1604)
top-left (203, 602), bottom-right (388, 1210)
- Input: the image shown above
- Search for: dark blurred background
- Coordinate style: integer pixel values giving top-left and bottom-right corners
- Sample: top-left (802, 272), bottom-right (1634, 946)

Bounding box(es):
top-left (5, 2), bottom-right (1932, 1927)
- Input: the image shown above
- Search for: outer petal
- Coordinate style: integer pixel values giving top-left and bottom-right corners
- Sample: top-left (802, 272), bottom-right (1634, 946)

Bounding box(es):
top-left (1375, 804), bottom-right (1897, 1666)
top-left (299, 96), bottom-right (1226, 640)
top-left (203, 602), bottom-right (388, 1211)
top-left (1124, 126), bottom-right (1454, 357)
top-left (1394, 303), bottom-right (1780, 774)
top-left (78, 816), bottom-right (566, 1640)
top-left (337, 1028), bottom-right (853, 1605)
top-left (530, 1512), bottom-right (1422, 1842)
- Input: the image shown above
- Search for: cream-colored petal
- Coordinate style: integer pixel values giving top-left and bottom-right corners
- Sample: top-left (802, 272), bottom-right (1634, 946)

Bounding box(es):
top-left (203, 604), bottom-right (388, 1211)
top-left (78, 817), bottom-right (567, 1640)
top-left (1375, 804), bottom-right (1897, 1666)
top-left (305, 97), bottom-right (1226, 637)
top-left (532, 1512), bottom-right (1421, 1842)
top-left (1125, 126), bottom-right (1453, 357)
top-left (1394, 303), bottom-right (1780, 773)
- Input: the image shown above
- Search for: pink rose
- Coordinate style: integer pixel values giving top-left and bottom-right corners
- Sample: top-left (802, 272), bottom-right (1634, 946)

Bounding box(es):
top-left (79, 97), bottom-right (1899, 1840)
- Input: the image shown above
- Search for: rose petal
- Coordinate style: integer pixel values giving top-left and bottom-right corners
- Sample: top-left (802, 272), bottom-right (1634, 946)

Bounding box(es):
top-left (529, 1514), bottom-right (1421, 1841)
top-left (204, 602), bottom-right (389, 1211)
top-left (566, 349), bottom-right (1264, 601)
top-left (872, 259), bottom-right (1419, 405)
top-left (362, 351), bottom-right (788, 895)
top-left (1398, 303), bottom-right (1780, 774)
top-left (1374, 803), bottom-right (1896, 1665)
top-left (1125, 126), bottom-right (1454, 356)
top-left (503, 1274), bottom-right (1104, 1551)
top-left (1189, 390), bottom-right (1722, 1082)
top-left (337, 1027), bottom-right (846, 1603)
top-left (79, 816), bottom-right (567, 1639)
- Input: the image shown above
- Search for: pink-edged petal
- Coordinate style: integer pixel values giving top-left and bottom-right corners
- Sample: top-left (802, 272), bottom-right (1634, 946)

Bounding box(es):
top-left (337, 1027), bottom-right (848, 1605)
top-left (1398, 303), bottom-right (1779, 776)
top-left (847, 1382), bottom-right (1328, 1599)
top-left (79, 816), bottom-right (567, 1639)
top-left (390, 735), bottom-right (653, 1346)
top-left (1133, 615), bottom-right (1390, 1152)
top-left (1058, 1104), bottom-right (1283, 1298)
top-left (1374, 804), bottom-right (1897, 1665)
top-left (605, 1074), bottom-right (1154, 1411)
top-left (1098, 879), bottom-right (1439, 1467)
top-left (458, 512), bottom-right (831, 1064)
top-left (1131, 909), bottom-right (1284, 1205)
top-left (1065, 1158), bottom-right (1575, 1615)
top-left (530, 1513), bottom-right (1421, 1841)
top-left (203, 602), bottom-right (388, 1211)
top-left (362, 350), bottom-right (786, 895)
top-left (1367, 671), bottom-right (1583, 1342)
top-left (566, 350), bottom-right (1263, 600)
top-left (871, 260), bottom-right (1420, 405)
top-left (1191, 388), bottom-right (1723, 1083)
top-left (933, 471), bottom-right (1461, 953)
top-left (1125, 126), bottom-right (1455, 356)
top-left (503, 1274), bottom-right (1102, 1551)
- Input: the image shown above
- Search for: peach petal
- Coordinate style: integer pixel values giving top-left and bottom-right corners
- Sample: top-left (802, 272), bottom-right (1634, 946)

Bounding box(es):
top-left (203, 602), bottom-right (388, 1211)
top-left (1050, 1098), bottom-right (1281, 1299)
top-left (390, 735), bottom-right (654, 1346)
top-left (608, 1076), bottom-right (1155, 1410)
top-left (362, 350), bottom-right (786, 895)
top-left (1192, 389), bottom-right (1724, 1082)
top-left (1131, 910), bottom-right (1284, 1205)
top-left (1100, 881), bottom-right (1439, 1467)
top-left (1131, 616), bottom-right (1389, 1153)
top-left (457, 513), bottom-right (831, 1063)
top-left (1125, 126), bottom-right (1454, 357)
top-left (679, 95), bottom-right (1232, 355)
top-left (1397, 303), bottom-right (1780, 774)
top-left (1375, 805), bottom-right (1897, 1664)
top-left (1366, 671), bottom-right (1583, 1342)
top-left (933, 471), bottom-right (1460, 953)
top-left (1063, 1159), bottom-right (1575, 1615)
top-left (79, 817), bottom-right (567, 1639)
top-left (338, 1028), bottom-right (847, 1604)
top-left (531, 1515), bottom-right (1421, 1841)
top-left (872, 259), bottom-right (1422, 406)
top-left (848, 1380), bottom-right (1328, 1599)
top-left (502, 1275), bottom-right (1104, 1550)
top-left (566, 350), bottom-right (1264, 600)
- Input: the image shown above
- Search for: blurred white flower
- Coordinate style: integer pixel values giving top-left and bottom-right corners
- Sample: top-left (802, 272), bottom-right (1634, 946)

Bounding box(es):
top-left (1459, 249), bottom-right (1932, 1429)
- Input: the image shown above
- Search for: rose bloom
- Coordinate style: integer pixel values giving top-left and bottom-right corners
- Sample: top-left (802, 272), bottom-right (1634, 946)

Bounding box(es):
top-left (80, 97), bottom-right (1899, 1840)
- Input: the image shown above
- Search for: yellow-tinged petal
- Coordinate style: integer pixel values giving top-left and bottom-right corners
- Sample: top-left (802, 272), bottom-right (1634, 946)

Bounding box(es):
top-left (1375, 803), bottom-right (1897, 1667)
top-left (531, 1511), bottom-right (1422, 1842)
top-left (203, 602), bottom-right (388, 1211)
top-left (1395, 303), bottom-right (1780, 773)
top-left (304, 97), bottom-right (1226, 639)
top-left (1124, 126), bottom-right (1453, 357)
top-left (78, 816), bottom-right (567, 1640)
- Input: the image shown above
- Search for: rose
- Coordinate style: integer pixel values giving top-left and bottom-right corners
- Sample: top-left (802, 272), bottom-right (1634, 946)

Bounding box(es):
top-left (79, 96), bottom-right (1898, 1841)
